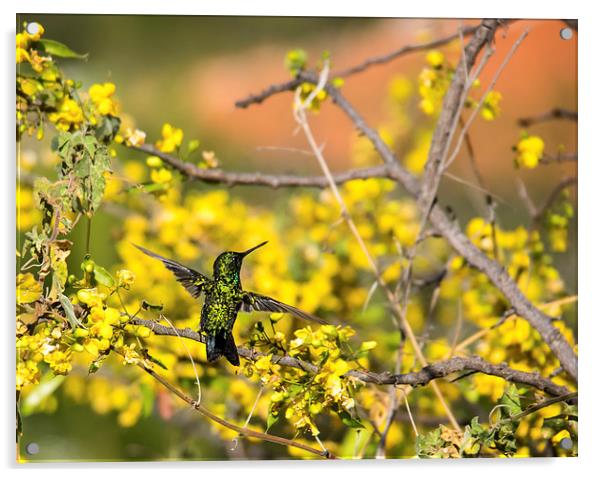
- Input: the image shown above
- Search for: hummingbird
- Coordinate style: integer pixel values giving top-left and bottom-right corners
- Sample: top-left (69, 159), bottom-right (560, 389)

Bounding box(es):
top-left (133, 241), bottom-right (326, 366)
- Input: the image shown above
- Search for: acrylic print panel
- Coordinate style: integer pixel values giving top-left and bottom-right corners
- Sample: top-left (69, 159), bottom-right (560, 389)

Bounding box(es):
top-left (16, 14), bottom-right (577, 461)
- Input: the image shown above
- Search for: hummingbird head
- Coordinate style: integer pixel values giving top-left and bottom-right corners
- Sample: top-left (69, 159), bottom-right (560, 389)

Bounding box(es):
top-left (213, 241), bottom-right (268, 279)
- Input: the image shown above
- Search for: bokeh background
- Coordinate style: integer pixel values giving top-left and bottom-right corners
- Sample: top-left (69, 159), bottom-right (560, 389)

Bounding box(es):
top-left (17, 15), bottom-right (577, 461)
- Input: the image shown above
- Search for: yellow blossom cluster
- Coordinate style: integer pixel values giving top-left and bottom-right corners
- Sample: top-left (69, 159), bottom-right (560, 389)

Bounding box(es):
top-left (515, 134), bottom-right (545, 168)
top-left (243, 324), bottom-right (368, 437)
top-left (16, 22), bottom-right (47, 72)
top-left (89, 82), bottom-right (119, 116)
top-left (418, 50), bottom-right (502, 122)
top-left (418, 50), bottom-right (454, 115)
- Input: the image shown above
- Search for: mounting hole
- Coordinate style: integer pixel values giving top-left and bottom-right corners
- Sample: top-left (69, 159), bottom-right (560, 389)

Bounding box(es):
top-left (25, 442), bottom-right (39, 455)
top-left (560, 27), bottom-right (573, 40)
top-left (25, 22), bottom-right (42, 36)
top-left (559, 437), bottom-right (573, 450)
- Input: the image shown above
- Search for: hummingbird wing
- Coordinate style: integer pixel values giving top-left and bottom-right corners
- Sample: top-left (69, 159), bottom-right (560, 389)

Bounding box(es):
top-left (241, 292), bottom-right (327, 325)
top-left (133, 244), bottom-right (210, 298)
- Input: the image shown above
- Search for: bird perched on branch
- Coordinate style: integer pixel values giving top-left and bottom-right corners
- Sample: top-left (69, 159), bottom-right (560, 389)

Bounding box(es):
top-left (133, 241), bottom-right (325, 366)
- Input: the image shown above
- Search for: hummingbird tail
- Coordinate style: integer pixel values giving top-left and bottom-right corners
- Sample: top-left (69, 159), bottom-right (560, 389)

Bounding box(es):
top-left (205, 333), bottom-right (240, 366)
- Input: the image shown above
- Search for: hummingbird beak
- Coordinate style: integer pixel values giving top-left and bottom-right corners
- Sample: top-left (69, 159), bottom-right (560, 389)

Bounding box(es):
top-left (241, 240), bottom-right (268, 257)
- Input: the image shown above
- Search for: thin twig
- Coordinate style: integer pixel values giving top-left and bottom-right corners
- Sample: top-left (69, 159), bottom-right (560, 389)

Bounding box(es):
top-left (507, 391), bottom-right (577, 421)
top-left (518, 108), bottom-right (578, 127)
top-left (119, 350), bottom-right (334, 459)
top-left (235, 25), bottom-right (482, 109)
top-left (336, 25), bottom-right (481, 78)
top-left (444, 29), bottom-right (530, 170)
top-left (419, 18), bottom-right (499, 214)
top-left (539, 152), bottom-right (578, 164)
top-left (532, 177), bottom-right (577, 227)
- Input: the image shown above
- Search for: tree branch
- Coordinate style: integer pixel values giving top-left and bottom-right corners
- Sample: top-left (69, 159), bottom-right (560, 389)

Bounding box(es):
top-left (419, 19), bottom-right (499, 211)
top-left (532, 177), bottom-right (577, 226)
top-left (130, 318), bottom-right (570, 397)
top-left (235, 24), bottom-right (483, 109)
top-left (124, 349), bottom-right (334, 459)
top-left (540, 152), bottom-right (578, 164)
top-left (517, 108), bottom-right (578, 127)
top-left (129, 143), bottom-right (391, 188)
top-left (335, 25), bottom-right (481, 78)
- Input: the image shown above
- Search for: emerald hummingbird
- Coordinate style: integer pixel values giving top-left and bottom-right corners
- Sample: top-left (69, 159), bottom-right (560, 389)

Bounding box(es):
top-left (134, 241), bottom-right (325, 366)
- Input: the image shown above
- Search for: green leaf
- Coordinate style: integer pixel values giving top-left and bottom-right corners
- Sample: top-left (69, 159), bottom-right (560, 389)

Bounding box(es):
top-left (142, 350), bottom-right (168, 370)
top-left (266, 406), bottom-right (279, 431)
top-left (83, 135), bottom-right (98, 158)
top-left (95, 115), bottom-right (121, 144)
top-left (20, 372), bottom-right (65, 416)
top-left (500, 384), bottom-right (522, 417)
top-left (59, 294), bottom-right (84, 329)
top-left (338, 409), bottom-right (364, 429)
top-left (93, 264), bottom-right (115, 288)
top-left (50, 131), bottom-right (71, 153)
top-left (187, 139), bottom-right (201, 155)
top-left (34, 39), bottom-right (88, 59)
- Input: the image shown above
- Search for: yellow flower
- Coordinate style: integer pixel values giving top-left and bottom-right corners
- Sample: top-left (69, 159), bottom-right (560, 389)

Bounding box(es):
top-left (116, 269), bottom-right (135, 289)
top-left (150, 168), bottom-right (173, 185)
top-left (17, 273), bottom-right (42, 304)
top-left (48, 97), bottom-right (84, 130)
top-left (360, 340), bottom-right (377, 351)
top-left (16, 47), bottom-right (30, 64)
top-left (89, 82), bottom-right (118, 116)
top-left (516, 135), bottom-right (545, 169)
top-left (16, 360), bottom-right (40, 390)
top-left (125, 128), bottom-right (146, 147)
top-left (254, 355), bottom-right (273, 371)
top-left (76, 288), bottom-right (106, 308)
top-left (118, 399), bottom-right (142, 427)
top-left (426, 50), bottom-right (445, 68)
top-left (156, 123), bottom-right (183, 153)
top-left (44, 350), bottom-right (72, 375)
top-left (481, 90), bottom-right (502, 121)
top-left (16, 33), bottom-right (30, 49)
top-left (552, 429), bottom-right (571, 445)
top-left (146, 156), bottom-right (163, 168)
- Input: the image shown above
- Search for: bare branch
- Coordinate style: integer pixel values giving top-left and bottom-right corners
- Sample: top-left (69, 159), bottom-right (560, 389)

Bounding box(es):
top-left (540, 152), bottom-right (578, 164)
top-left (129, 144), bottom-right (391, 188)
top-left (419, 18), bottom-right (499, 211)
top-left (532, 177), bottom-right (577, 226)
top-left (518, 108), bottom-right (578, 127)
top-left (235, 24), bottom-right (483, 109)
top-left (444, 29), bottom-right (530, 171)
top-left (130, 318), bottom-right (570, 397)
top-left (335, 25), bottom-right (480, 78)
